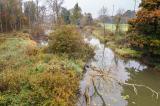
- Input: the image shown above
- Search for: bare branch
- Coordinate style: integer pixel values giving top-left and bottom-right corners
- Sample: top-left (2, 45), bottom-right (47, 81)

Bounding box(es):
top-left (124, 82), bottom-right (159, 99)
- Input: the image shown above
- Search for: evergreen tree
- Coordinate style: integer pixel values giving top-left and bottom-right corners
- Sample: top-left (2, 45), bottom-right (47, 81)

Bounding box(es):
top-left (71, 3), bottom-right (82, 25)
top-left (61, 7), bottom-right (71, 24)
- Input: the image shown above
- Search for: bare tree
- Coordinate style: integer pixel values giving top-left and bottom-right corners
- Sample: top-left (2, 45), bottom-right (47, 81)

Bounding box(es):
top-left (47, 0), bottom-right (64, 25)
top-left (39, 6), bottom-right (46, 27)
top-left (36, 0), bottom-right (39, 21)
top-left (24, 0), bottom-right (36, 29)
top-left (134, 0), bottom-right (137, 12)
top-left (115, 9), bottom-right (124, 34)
top-left (0, 0), bottom-right (23, 32)
top-left (99, 6), bottom-right (108, 37)
top-left (111, 5), bottom-right (115, 32)
top-left (99, 6), bottom-right (108, 71)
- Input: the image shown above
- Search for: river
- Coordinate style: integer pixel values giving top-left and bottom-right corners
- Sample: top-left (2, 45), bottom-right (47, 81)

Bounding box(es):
top-left (41, 30), bottom-right (160, 106)
top-left (78, 35), bottom-right (160, 106)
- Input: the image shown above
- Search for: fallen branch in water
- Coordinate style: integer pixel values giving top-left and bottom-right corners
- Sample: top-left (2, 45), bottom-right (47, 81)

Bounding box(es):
top-left (99, 70), bottom-right (159, 99)
top-left (82, 66), bottom-right (159, 106)
top-left (123, 82), bottom-right (159, 99)
top-left (92, 79), bottom-right (106, 106)
top-left (94, 68), bottom-right (159, 101)
top-left (84, 87), bottom-right (91, 106)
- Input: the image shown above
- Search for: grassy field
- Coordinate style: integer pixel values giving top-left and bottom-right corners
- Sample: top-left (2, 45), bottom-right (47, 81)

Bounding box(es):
top-left (100, 23), bottom-right (129, 32)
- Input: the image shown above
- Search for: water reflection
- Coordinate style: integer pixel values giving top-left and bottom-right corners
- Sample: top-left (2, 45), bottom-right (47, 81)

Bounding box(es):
top-left (79, 36), bottom-right (148, 106)
top-left (40, 40), bottom-right (48, 46)
top-left (125, 60), bottom-right (147, 72)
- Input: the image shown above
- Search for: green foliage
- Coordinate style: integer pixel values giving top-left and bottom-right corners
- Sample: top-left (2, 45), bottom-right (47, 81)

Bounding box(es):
top-left (70, 3), bottom-right (82, 24)
top-left (0, 32), bottom-right (37, 71)
top-left (127, 33), bottom-right (160, 55)
top-left (48, 25), bottom-right (94, 61)
top-left (115, 48), bottom-right (142, 58)
top-left (61, 7), bottom-right (71, 24)
top-left (80, 13), bottom-right (93, 26)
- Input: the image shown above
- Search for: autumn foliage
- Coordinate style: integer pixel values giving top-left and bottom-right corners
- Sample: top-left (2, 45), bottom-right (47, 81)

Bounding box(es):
top-left (128, 0), bottom-right (160, 57)
top-left (129, 9), bottom-right (160, 36)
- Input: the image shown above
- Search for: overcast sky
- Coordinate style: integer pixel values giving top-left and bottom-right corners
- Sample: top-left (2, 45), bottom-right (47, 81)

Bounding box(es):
top-left (24, 0), bottom-right (141, 18)
top-left (63, 0), bottom-right (141, 18)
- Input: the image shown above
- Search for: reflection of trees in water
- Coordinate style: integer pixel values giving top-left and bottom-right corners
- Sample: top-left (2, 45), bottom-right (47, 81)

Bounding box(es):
top-left (80, 66), bottom-right (158, 106)
top-left (79, 35), bottom-right (158, 106)
top-left (80, 50), bottom-right (158, 106)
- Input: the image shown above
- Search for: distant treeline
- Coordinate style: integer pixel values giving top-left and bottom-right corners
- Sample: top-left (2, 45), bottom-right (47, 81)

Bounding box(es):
top-left (99, 10), bottom-right (135, 24)
top-left (0, 0), bottom-right (95, 32)
top-left (0, 0), bottom-right (46, 32)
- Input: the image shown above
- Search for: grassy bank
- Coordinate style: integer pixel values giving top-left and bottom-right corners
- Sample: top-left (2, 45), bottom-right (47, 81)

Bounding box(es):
top-left (84, 25), bottom-right (160, 70)
top-left (84, 25), bottom-right (142, 59)
top-left (0, 32), bottom-right (84, 105)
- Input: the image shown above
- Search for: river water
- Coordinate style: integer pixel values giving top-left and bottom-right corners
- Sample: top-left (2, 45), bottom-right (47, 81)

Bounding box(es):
top-left (41, 30), bottom-right (160, 106)
top-left (78, 35), bottom-right (160, 106)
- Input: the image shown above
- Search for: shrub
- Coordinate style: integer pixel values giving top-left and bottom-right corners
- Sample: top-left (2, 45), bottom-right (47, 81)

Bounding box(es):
top-left (0, 32), bottom-right (82, 106)
top-left (0, 69), bottom-right (80, 106)
top-left (0, 38), bottom-right (6, 45)
top-left (29, 70), bottom-right (80, 106)
top-left (48, 25), bottom-right (94, 60)
top-left (127, 33), bottom-right (160, 55)
top-left (25, 44), bottom-right (38, 56)
top-left (0, 53), bottom-right (81, 106)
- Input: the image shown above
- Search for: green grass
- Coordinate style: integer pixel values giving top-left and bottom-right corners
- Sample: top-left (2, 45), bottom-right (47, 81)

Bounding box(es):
top-left (115, 48), bottom-right (142, 58)
top-left (0, 38), bottom-right (34, 59)
top-left (92, 29), bottom-right (104, 42)
top-left (100, 23), bottom-right (129, 32)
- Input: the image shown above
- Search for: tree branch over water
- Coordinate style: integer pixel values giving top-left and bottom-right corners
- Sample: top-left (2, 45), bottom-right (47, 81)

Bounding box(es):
top-left (83, 66), bottom-right (159, 105)
top-left (92, 79), bottom-right (106, 106)
top-left (123, 82), bottom-right (159, 99)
